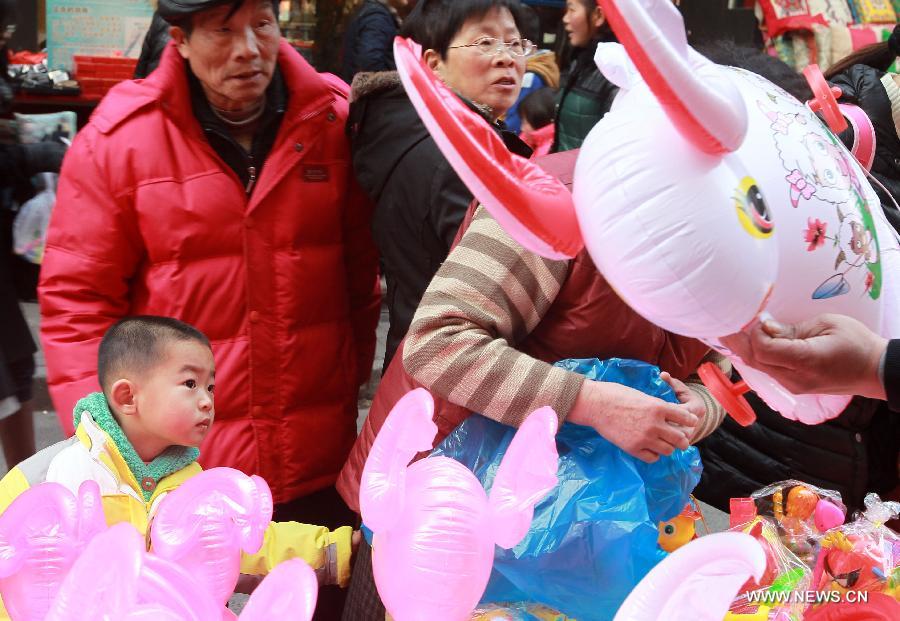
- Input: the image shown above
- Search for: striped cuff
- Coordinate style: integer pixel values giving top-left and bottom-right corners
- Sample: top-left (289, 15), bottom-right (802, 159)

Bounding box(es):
top-left (686, 382), bottom-right (726, 443)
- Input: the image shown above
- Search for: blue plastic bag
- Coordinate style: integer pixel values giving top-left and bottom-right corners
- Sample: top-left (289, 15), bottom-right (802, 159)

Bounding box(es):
top-left (430, 358), bottom-right (703, 621)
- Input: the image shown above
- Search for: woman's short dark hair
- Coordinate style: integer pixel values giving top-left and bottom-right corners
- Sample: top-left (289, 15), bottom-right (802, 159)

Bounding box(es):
top-left (400, 0), bottom-right (526, 58)
top-left (518, 86), bottom-right (557, 129)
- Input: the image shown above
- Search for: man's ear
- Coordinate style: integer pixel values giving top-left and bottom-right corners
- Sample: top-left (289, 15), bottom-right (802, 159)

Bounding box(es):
top-left (423, 48), bottom-right (444, 77)
top-left (169, 26), bottom-right (190, 60)
top-left (109, 379), bottom-right (138, 417)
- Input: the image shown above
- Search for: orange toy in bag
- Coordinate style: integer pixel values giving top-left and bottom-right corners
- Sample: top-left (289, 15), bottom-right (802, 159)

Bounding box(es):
top-left (812, 493), bottom-right (900, 602)
top-left (657, 497), bottom-right (704, 553)
top-left (751, 480), bottom-right (846, 565)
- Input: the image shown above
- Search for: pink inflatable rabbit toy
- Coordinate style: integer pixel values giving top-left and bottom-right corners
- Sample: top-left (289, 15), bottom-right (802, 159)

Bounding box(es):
top-left (391, 0), bottom-right (900, 427)
top-left (45, 521), bottom-right (318, 621)
top-left (0, 481), bottom-right (107, 621)
top-left (360, 388), bottom-right (560, 621)
top-left (149, 467), bottom-right (273, 618)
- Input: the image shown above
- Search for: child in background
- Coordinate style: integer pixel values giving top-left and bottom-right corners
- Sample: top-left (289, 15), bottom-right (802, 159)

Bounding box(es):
top-left (0, 316), bottom-right (357, 618)
top-left (519, 87), bottom-right (557, 158)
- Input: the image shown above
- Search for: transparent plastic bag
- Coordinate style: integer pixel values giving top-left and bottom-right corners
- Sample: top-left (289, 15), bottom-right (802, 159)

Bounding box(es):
top-left (750, 479), bottom-right (846, 565)
top-left (431, 358), bottom-right (703, 621)
top-left (12, 174), bottom-right (56, 264)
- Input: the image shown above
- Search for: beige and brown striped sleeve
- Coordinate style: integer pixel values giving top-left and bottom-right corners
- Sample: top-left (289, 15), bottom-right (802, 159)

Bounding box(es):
top-left (403, 206), bottom-right (585, 427)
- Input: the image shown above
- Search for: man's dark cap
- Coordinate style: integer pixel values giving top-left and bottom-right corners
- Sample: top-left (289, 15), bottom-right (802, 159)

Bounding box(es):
top-left (157, 0), bottom-right (276, 24)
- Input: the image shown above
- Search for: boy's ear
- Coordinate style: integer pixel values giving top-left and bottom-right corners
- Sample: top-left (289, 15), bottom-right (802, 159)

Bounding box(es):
top-left (109, 379), bottom-right (138, 417)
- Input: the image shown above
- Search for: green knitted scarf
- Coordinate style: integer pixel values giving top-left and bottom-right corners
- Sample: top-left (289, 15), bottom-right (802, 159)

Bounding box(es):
top-left (73, 392), bottom-right (200, 502)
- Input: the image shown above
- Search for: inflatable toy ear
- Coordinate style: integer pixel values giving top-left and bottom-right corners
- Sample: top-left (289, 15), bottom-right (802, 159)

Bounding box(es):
top-left (598, 0), bottom-right (748, 155)
top-left (487, 406), bottom-right (559, 549)
top-left (393, 36), bottom-right (582, 260)
top-left (0, 481), bottom-right (107, 621)
top-left (239, 558), bottom-right (318, 621)
top-left (614, 532), bottom-right (766, 621)
top-left (151, 467), bottom-right (274, 607)
top-left (359, 387), bottom-right (437, 533)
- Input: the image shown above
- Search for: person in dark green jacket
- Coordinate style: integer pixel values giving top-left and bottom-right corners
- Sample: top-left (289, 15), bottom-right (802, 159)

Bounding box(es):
top-left (552, 0), bottom-right (618, 152)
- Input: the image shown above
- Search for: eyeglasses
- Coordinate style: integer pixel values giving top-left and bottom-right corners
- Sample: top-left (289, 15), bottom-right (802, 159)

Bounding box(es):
top-left (448, 37), bottom-right (535, 58)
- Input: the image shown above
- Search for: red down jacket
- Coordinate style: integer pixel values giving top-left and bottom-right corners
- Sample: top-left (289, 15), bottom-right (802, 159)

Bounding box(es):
top-left (39, 41), bottom-right (380, 504)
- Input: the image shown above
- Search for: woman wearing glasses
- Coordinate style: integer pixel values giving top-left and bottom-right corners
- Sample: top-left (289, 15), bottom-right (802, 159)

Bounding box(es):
top-left (347, 0), bottom-right (533, 375)
top-left (552, 0), bottom-right (619, 152)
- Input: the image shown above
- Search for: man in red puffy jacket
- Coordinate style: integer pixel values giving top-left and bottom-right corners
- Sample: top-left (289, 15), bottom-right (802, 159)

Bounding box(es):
top-left (38, 3), bottom-right (379, 614)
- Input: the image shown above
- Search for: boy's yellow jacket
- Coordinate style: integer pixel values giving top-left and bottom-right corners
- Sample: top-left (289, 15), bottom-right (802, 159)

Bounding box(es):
top-left (0, 394), bottom-right (352, 619)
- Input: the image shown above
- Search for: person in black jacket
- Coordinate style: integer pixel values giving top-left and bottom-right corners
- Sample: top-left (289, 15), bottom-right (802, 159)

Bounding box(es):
top-left (340, 0), bottom-right (409, 84)
top-left (824, 25), bottom-right (900, 232)
top-left (0, 0), bottom-right (66, 467)
top-left (348, 0), bottom-right (532, 374)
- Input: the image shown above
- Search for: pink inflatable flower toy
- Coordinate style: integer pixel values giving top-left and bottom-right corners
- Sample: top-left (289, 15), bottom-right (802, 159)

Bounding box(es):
top-left (149, 467), bottom-right (273, 614)
top-left (360, 388), bottom-right (560, 621)
top-left (0, 480), bottom-right (107, 621)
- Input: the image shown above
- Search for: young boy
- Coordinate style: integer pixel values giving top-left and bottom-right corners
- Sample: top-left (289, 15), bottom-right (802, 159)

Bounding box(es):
top-left (0, 316), bottom-right (356, 605)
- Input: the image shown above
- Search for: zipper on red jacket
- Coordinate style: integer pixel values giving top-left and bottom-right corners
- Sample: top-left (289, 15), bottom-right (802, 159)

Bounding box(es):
top-left (246, 165), bottom-right (257, 195)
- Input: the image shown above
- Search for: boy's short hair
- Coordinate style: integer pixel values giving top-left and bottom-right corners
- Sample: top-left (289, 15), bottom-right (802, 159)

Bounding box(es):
top-left (98, 316), bottom-right (211, 392)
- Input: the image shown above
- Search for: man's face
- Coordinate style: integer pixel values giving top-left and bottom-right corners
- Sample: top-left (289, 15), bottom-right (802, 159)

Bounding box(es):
top-left (171, 0), bottom-right (280, 112)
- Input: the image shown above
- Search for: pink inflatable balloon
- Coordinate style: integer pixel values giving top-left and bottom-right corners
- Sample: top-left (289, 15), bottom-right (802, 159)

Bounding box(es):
top-left (150, 467), bottom-right (273, 610)
top-left (46, 522), bottom-right (222, 621)
top-left (614, 532), bottom-right (767, 621)
top-left (393, 0), bottom-right (900, 426)
top-left (360, 389), bottom-right (559, 621)
top-left (0, 480), bottom-right (107, 621)
top-left (239, 558), bottom-right (318, 621)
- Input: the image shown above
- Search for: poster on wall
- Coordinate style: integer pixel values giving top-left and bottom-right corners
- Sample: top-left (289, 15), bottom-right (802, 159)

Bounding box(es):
top-left (46, 0), bottom-right (154, 71)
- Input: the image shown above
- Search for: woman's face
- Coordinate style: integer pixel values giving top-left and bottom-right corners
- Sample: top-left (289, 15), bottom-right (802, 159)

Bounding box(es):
top-left (427, 7), bottom-right (526, 119)
top-left (563, 0), bottom-right (601, 48)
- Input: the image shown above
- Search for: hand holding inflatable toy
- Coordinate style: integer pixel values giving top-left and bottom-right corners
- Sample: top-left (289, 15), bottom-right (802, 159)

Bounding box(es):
top-left (360, 388), bottom-right (559, 621)
top-left (393, 0), bottom-right (900, 426)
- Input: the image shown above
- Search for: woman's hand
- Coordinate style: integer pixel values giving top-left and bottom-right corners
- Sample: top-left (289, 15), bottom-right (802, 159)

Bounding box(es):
top-left (568, 379), bottom-right (699, 463)
top-left (660, 371), bottom-right (707, 437)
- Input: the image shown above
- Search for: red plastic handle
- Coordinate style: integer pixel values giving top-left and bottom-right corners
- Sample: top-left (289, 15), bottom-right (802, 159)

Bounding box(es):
top-left (803, 64), bottom-right (847, 134)
top-left (697, 362), bottom-right (756, 426)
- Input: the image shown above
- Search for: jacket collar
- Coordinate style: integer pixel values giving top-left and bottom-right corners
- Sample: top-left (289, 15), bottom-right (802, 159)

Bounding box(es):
top-left (73, 392), bottom-right (200, 502)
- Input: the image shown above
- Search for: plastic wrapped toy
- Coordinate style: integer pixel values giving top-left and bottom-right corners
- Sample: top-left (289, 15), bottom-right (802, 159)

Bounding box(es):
top-left (750, 480), bottom-right (846, 564)
top-left (471, 602), bottom-right (572, 621)
top-left (813, 493), bottom-right (900, 601)
top-left (391, 0), bottom-right (900, 426)
top-left (360, 389), bottom-right (559, 621)
top-left (728, 518), bottom-right (812, 620)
